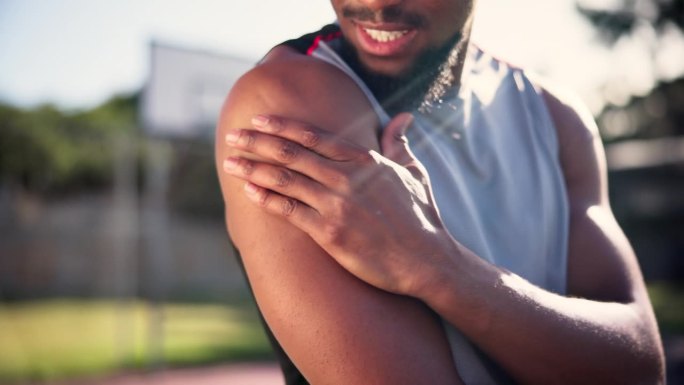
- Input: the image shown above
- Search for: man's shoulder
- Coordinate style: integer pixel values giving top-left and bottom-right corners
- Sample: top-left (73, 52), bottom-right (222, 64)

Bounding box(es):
top-left (217, 44), bottom-right (380, 152)
top-left (528, 71), bottom-right (607, 207)
top-left (232, 46), bottom-right (338, 102)
top-left (229, 22), bottom-right (345, 105)
top-left (468, 50), bottom-right (602, 187)
top-left (531, 74), bottom-right (600, 146)
top-left (225, 46), bottom-right (372, 122)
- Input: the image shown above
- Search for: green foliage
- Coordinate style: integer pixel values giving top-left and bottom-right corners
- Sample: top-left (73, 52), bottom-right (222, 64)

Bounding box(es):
top-left (577, 0), bottom-right (684, 43)
top-left (0, 93), bottom-right (140, 193)
top-left (0, 299), bottom-right (272, 383)
top-left (648, 282), bottom-right (684, 334)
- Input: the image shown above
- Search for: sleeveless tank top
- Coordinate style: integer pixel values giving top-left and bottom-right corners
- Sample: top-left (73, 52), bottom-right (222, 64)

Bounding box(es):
top-left (268, 24), bottom-right (570, 384)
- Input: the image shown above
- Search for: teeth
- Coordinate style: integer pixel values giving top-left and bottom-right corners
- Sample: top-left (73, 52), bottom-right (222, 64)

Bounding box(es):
top-left (363, 28), bottom-right (409, 43)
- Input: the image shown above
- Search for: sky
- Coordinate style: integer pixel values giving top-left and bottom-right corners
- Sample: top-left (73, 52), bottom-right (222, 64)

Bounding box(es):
top-left (1, 0), bottom-right (683, 115)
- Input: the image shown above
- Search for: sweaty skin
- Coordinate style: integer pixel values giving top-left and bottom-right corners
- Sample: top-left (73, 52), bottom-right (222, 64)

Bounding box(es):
top-left (218, 0), bottom-right (665, 383)
top-left (223, 83), bottom-right (666, 384)
top-left (216, 47), bottom-right (463, 384)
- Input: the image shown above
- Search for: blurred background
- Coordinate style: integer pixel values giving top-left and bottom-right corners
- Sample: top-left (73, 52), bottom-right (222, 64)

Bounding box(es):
top-left (0, 0), bottom-right (682, 384)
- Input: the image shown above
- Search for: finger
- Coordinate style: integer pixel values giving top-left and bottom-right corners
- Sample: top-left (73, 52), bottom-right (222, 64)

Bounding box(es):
top-left (380, 113), bottom-right (427, 182)
top-left (225, 129), bottom-right (345, 187)
top-left (379, 114), bottom-right (439, 209)
top-left (223, 156), bottom-right (326, 209)
top-left (250, 114), bottom-right (361, 162)
top-left (243, 182), bottom-right (323, 235)
top-left (226, 128), bottom-right (316, 166)
top-left (381, 112), bottom-right (415, 166)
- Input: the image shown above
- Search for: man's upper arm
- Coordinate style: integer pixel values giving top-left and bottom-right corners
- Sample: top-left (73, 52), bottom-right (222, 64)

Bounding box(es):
top-left (542, 86), bottom-right (653, 307)
top-left (215, 51), bottom-right (460, 384)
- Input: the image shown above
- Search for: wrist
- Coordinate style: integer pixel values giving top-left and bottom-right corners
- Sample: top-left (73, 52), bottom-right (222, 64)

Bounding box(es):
top-left (406, 235), bottom-right (462, 303)
top-left (410, 238), bottom-right (499, 337)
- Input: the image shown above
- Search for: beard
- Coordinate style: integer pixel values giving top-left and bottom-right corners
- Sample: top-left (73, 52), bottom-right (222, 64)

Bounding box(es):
top-left (338, 31), bottom-right (464, 116)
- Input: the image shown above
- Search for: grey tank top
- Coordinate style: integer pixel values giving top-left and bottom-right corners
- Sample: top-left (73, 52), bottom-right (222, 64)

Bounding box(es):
top-left (312, 40), bottom-right (570, 384)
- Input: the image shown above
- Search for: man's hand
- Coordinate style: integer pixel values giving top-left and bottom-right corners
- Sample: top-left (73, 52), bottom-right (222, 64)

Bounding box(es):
top-left (222, 113), bottom-right (456, 296)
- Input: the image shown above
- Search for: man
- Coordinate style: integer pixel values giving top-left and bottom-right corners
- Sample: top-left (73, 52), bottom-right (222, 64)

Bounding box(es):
top-left (215, 0), bottom-right (665, 384)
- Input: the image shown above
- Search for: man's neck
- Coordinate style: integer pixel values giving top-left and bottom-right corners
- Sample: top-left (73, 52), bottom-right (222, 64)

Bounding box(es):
top-left (338, 33), bottom-right (470, 116)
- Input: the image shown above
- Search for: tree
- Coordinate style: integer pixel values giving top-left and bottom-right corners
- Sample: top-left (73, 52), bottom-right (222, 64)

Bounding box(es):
top-left (0, 93), bottom-right (140, 193)
top-left (576, 0), bottom-right (684, 140)
top-left (577, 0), bottom-right (683, 43)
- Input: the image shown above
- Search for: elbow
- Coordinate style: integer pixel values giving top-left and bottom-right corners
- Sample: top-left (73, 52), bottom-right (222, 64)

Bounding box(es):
top-left (593, 318), bottom-right (665, 385)
top-left (636, 346), bottom-right (666, 385)
top-left (623, 322), bottom-right (666, 385)
top-left (622, 299), bottom-right (666, 385)
top-left (624, 332), bottom-right (666, 385)
top-left (639, 313), bottom-right (667, 385)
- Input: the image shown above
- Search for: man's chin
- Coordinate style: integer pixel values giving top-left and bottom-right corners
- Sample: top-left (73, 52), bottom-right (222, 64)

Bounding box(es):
top-left (357, 56), bottom-right (415, 79)
top-left (339, 35), bottom-right (452, 114)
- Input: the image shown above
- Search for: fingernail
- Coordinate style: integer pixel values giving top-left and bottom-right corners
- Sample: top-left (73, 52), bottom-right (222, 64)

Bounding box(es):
top-left (223, 158), bottom-right (238, 171)
top-left (225, 130), bottom-right (239, 144)
top-left (252, 115), bottom-right (269, 129)
top-left (394, 133), bottom-right (409, 144)
top-left (244, 182), bottom-right (258, 195)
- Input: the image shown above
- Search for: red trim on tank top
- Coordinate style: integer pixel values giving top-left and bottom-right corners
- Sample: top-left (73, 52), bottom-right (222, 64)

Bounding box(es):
top-left (306, 30), bottom-right (342, 56)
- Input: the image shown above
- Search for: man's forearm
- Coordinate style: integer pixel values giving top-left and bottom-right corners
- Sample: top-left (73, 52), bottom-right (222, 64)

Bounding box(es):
top-left (415, 241), bottom-right (664, 385)
top-left (219, 109), bottom-right (665, 384)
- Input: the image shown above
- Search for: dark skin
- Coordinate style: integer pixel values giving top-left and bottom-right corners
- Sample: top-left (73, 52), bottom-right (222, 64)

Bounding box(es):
top-left (217, 47), bottom-right (463, 384)
top-left (216, 0), bottom-right (665, 383)
top-left (223, 94), bottom-right (665, 384)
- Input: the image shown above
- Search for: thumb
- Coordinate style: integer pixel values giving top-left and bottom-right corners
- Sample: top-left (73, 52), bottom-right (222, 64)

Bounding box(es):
top-left (381, 112), bottom-right (415, 166)
top-left (381, 113), bottom-right (440, 223)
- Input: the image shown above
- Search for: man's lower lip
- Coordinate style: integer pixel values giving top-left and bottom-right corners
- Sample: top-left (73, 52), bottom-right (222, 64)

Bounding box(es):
top-left (355, 24), bottom-right (417, 57)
